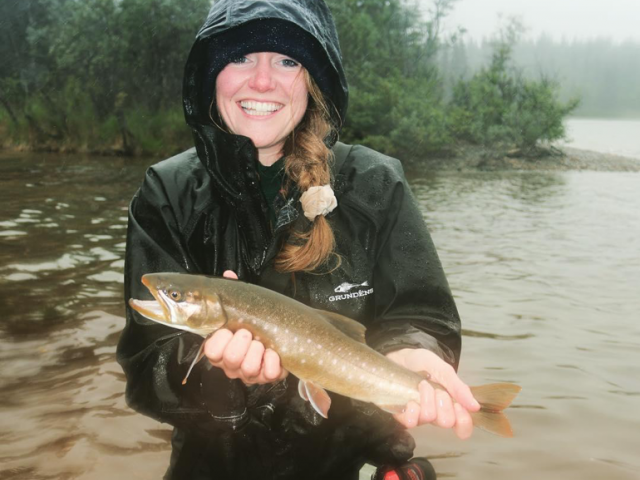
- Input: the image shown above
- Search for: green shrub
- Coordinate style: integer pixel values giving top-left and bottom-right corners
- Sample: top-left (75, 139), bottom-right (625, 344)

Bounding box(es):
top-left (449, 21), bottom-right (579, 156)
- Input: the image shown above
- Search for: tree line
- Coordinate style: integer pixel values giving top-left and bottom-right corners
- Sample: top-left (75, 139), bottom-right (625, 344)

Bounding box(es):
top-left (1, 0), bottom-right (579, 162)
top-left (445, 34), bottom-right (640, 119)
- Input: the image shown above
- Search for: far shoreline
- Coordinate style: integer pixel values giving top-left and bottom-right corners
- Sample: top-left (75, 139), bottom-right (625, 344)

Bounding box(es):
top-left (2, 144), bottom-right (640, 173)
top-left (418, 145), bottom-right (640, 173)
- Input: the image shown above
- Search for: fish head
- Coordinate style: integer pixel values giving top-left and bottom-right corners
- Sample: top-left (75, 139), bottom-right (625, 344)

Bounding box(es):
top-left (129, 273), bottom-right (227, 337)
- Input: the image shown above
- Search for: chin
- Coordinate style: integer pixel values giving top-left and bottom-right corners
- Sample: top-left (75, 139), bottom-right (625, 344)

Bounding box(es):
top-left (251, 137), bottom-right (284, 149)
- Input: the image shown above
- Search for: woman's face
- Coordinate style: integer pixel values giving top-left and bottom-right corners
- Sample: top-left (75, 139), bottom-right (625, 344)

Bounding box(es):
top-left (216, 52), bottom-right (308, 163)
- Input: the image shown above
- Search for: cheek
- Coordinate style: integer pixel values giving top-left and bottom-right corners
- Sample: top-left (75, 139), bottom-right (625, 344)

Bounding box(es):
top-left (290, 82), bottom-right (309, 124)
top-left (215, 68), bottom-right (239, 122)
top-left (216, 67), bottom-right (236, 100)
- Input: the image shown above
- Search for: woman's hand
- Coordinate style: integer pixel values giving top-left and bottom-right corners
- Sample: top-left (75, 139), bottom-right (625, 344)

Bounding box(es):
top-left (386, 348), bottom-right (481, 439)
top-left (203, 270), bottom-right (289, 385)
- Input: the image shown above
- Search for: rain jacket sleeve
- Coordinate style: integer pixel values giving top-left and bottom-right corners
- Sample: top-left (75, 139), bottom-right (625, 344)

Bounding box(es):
top-left (117, 153), bottom-right (248, 433)
top-left (344, 147), bottom-right (462, 369)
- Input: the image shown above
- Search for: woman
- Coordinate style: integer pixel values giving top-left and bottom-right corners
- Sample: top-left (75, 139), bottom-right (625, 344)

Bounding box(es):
top-left (117, 1), bottom-right (479, 479)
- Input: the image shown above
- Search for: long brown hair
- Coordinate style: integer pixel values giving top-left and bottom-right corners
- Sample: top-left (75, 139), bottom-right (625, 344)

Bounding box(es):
top-left (275, 70), bottom-right (338, 273)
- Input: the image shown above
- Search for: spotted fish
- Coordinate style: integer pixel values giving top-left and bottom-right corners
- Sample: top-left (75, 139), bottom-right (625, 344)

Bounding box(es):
top-left (129, 273), bottom-right (521, 437)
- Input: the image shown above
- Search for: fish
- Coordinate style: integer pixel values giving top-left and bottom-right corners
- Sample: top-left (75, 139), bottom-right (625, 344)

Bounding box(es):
top-left (129, 272), bottom-right (521, 437)
top-left (334, 281), bottom-right (370, 293)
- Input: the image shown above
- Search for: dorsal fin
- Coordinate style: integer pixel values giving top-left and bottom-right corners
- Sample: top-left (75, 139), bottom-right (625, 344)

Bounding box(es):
top-left (315, 309), bottom-right (366, 343)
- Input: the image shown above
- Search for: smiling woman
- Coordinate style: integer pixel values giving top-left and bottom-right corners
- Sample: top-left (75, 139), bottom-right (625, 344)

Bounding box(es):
top-left (215, 52), bottom-right (309, 164)
top-left (117, 1), bottom-right (479, 479)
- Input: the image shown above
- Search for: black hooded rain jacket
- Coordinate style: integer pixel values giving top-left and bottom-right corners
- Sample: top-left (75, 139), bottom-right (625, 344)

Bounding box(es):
top-left (116, 1), bottom-right (463, 479)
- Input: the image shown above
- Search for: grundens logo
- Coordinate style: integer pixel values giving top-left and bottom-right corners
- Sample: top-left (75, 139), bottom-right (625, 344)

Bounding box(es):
top-left (329, 281), bottom-right (374, 302)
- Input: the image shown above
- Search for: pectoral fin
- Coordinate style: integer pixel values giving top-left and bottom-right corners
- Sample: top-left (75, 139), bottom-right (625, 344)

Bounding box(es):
top-left (182, 338), bottom-right (208, 385)
top-left (299, 380), bottom-right (332, 418)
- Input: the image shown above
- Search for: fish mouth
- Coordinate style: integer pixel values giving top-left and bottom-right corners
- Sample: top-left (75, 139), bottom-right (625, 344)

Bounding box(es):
top-left (128, 274), bottom-right (171, 322)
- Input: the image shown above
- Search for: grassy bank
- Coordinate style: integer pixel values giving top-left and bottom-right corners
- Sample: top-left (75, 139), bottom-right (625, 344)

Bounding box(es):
top-left (0, 106), bottom-right (193, 157)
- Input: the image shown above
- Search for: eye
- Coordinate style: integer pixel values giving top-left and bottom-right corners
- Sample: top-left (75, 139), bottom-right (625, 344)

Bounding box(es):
top-left (229, 56), bottom-right (248, 65)
top-left (281, 58), bottom-right (300, 68)
top-left (168, 289), bottom-right (182, 301)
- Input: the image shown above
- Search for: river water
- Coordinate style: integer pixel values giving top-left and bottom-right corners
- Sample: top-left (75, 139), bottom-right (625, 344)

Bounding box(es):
top-left (1, 145), bottom-right (639, 479)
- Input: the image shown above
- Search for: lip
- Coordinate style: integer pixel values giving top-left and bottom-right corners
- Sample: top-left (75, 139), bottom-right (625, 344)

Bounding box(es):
top-left (131, 274), bottom-right (171, 321)
top-left (237, 100), bottom-right (284, 119)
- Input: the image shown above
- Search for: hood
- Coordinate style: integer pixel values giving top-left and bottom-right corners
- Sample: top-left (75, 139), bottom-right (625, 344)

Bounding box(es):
top-left (179, 0), bottom-right (349, 277)
top-left (183, 0), bottom-right (349, 132)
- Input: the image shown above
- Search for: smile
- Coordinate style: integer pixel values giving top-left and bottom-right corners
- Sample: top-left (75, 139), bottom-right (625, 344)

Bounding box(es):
top-left (239, 100), bottom-right (284, 116)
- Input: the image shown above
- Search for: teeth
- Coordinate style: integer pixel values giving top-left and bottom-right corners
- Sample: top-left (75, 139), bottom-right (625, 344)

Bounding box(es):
top-left (240, 101), bottom-right (283, 116)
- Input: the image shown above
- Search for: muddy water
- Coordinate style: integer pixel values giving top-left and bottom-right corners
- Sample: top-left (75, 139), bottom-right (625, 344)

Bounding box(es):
top-left (1, 152), bottom-right (639, 479)
top-left (0, 153), bottom-right (170, 480)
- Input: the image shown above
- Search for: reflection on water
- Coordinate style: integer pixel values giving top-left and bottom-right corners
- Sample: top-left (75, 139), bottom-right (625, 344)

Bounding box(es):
top-left (410, 170), bottom-right (640, 480)
top-left (1, 152), bottom-right (640, 479)
top-left (0, 152), bottom-right (171, 480)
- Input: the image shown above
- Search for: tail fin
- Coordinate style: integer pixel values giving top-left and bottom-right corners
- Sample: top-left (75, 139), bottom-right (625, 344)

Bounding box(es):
top-left (469, 383), bottom-right (522, 437)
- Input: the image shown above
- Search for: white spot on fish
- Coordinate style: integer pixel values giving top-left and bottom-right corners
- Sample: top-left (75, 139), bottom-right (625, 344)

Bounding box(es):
top-left (285, 329), bottom-right (289, 334)
top-left (301, 359), bottom-right (306, 364)
top-left (282, 346), bottom-right (288, 353)
top-left (341, 366), bottom-right (345, 372)
top-left (316, 344), bottom-right (322, 349)
top-left (319, 359), bottom-right (324, 365)
top-left (294, 337), bottom-right (298, 343)
top-left (273, 326), bottom-right (278, 333)
top-left (238, 318), bottom-right (244, 323)
top-left (306, 338), bottom-right (311, 344)
top-left (332, 359), bottom-right (337, 365)
top-left (299, 347), bottom-right (304, 353)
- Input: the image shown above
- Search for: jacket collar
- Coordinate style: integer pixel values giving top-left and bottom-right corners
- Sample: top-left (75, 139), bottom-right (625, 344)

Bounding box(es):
top-left (193, 123), bottom-right (347, 276)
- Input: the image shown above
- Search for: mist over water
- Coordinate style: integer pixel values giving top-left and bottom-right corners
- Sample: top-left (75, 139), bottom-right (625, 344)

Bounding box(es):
top-left (564, 118), bottom-right (640, 160)
top-left (1, 150), bottom-right (639, 479)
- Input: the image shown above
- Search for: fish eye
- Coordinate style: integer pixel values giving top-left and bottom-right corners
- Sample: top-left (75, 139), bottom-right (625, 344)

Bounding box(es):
top-left (168, 289), bottom-right (182, 301)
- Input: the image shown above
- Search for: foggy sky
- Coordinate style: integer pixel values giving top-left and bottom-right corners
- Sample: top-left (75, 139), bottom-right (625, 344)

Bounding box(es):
top-left (442, 0), bottom-right (640, 43)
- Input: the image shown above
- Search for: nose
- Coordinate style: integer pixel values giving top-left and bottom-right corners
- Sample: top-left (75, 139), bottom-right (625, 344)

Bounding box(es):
top-left (248, 58), bottom-right (276, 92)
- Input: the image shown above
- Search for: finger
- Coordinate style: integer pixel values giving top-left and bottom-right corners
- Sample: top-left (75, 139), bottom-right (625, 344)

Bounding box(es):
top-left (394, 400), bottom-right (420, 429)
top-left (448, 381), bottom-right (480, 412)
top-left (204, 329), bottom-right (233, 363)
top-left (434, 389), bottom-right (455, 429)
top-left (262, 349), bottom-right (283, 381)
top-left (240, 340), bottom-right (265, 381)
top-left (453, 403), bottom-right (474, 440)
top-left (222, 329), bottom-right (253, 370)
top-left (223, 270), bottom-right (238, 280)
top-left (430, 362), bottom-right (480, 412)
top-left (418, 380), bottom-right (437, 424)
